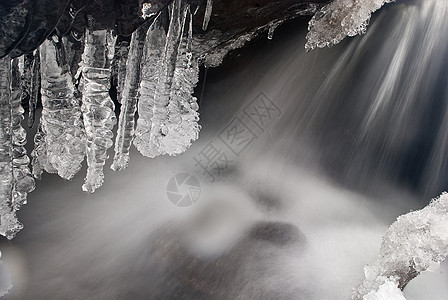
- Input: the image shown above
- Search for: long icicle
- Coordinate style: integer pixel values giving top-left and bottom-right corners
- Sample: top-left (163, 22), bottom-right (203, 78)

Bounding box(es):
top-left (155, 1), bottom-right (190, 156)
top-left (80, 29), bottom-right (116, 193)
top-left (202, 0), bottom-right (213, 31)
top-left (10, 58), bottom-right (35, 211)
top-left (164, 9), bottom-right (200, 154)
top-left (0, 57), bottom-right (22, 240)
top-left (112, 37), bottom-right (131, 105)
top-left (111, 23), bottom-right (150, 171)
top-left (133, 17), bottom-right (167, 157)
top-left (134, 0), bottom-right (188, 157)
top-left (28, 50), bottom-right (40, 128)
top-left (34, 38), bottom-right (86, 180)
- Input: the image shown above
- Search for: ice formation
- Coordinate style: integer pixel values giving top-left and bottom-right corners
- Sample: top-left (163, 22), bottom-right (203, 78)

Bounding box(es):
top-left (80, 29), bottom-right (116, 193)
top-left (361, 280), bottom-right (406, 300)
top-left (28, 50), bottom-right (41, 127)
top-left (0, 57), bottom-right (34, 240)
top-left (134, 0), bottom-right (200, 158)
top-left (305, 0), bottom-right (395, 51)
top-left (353, 192), bottom-right (448, 299)
top-left (32, 38), bottom-right (86, 180)
top-left (202, 0), bottom-right (213, 31)
top-left (111, 25), bottom-right (148, 171)
top-left (112, 38), bottom-right (130, 105)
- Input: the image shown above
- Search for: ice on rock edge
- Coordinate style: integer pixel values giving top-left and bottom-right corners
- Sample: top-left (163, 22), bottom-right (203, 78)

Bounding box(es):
top-left (305, 0), bottom-right (395, 52)
top-left (0, 57), bottom-right (34, 240)
top-left (33, 39), bottom-right (86, 180)
top-left (80, 29), bottom-right (116, 193)
top-left (111, 24), bottom-right (149, 171)
top-left (362, 280), bottom-right (406, 300)
top-left (134, 0), bottom-right (200, 158)
top-left (353, 192), bottom-right (448, 300)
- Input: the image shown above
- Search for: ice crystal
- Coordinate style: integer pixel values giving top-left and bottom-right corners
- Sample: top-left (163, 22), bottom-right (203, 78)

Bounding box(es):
top-left (306, 0), bottom-right (395, 51)
top-left (353, 192), bottom-right (448, 299)
top-left (111, 24), bottom-right (149, 171)
top-left (80, 29), bottom-right (116, 193)
top-left (33, 39), bottom-right (86, 180)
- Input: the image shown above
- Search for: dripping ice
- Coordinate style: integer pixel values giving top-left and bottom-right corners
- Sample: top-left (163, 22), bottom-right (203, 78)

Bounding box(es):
top-left (80, 29), bottom-right (116, 193)
top-left (111, 24), bottom-right (148, 171)
top-left (0, 57), bottom-right (35, 240)
top-left (32, 38), bottom-right (86, 180)
top-left (134, 0), bottom-right (200, 158)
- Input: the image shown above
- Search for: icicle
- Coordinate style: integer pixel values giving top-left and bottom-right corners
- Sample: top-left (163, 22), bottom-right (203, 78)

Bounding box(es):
top-left (111, 24), bottom-right (149, 171)
top-left (0, 57), bottom-right (22, 240)
top-left (28, 50), bottom-right (40, 127)
top-left (134, 0), bottom-right (200, 157)
top-left (202, 0), bottom-right (213, 31)
top-left (10, 58), bottom-right (35, 211)
top-left (112, 37), bottom-right (130, 104)
top-left (133, 17), bottom-right (168, 157)
top-left (80, 29), bottom-right (116, 193)
top-left (20, 53), bottom-right (33, 109)
top-left (267, 22), bottom-right (280, 40)
top-left (164, 9), bottom-right (201, 154)
top-left (0, 57), bottom-right (34, 239)
top-left (33, 39), bottom-right (86, 180)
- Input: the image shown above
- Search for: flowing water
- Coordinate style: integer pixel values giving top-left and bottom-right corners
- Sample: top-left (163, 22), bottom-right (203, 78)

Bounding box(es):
top-left (1, 0), bottom-right (448, 299)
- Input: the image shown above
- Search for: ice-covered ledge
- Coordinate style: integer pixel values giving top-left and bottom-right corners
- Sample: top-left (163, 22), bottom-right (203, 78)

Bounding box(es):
top-left (353, 193), bottom-right (448, 300)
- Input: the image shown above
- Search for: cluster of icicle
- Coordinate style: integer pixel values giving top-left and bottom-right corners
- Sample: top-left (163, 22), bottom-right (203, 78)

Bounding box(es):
top-left (353, 192), bottom-right (448, 300)
top-left (0, 0), bottom-right (204, 240)
top-left (133, 0), bottom-right (200, 159)
top-left (305, 0), bottom-right (395, 51)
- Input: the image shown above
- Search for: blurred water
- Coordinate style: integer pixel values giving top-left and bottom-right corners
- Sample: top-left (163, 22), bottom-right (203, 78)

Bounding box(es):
top-left (2, 0), bottom-right (448, 299)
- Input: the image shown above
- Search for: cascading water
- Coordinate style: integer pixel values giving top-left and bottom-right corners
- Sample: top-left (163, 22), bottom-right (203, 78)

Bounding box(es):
top-left (1, 0), bottom-right (448, 299)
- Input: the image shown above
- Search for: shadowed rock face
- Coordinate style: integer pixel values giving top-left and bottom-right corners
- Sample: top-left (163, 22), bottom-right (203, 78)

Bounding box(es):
top-left (0, 0), bottom-right (330, 58)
